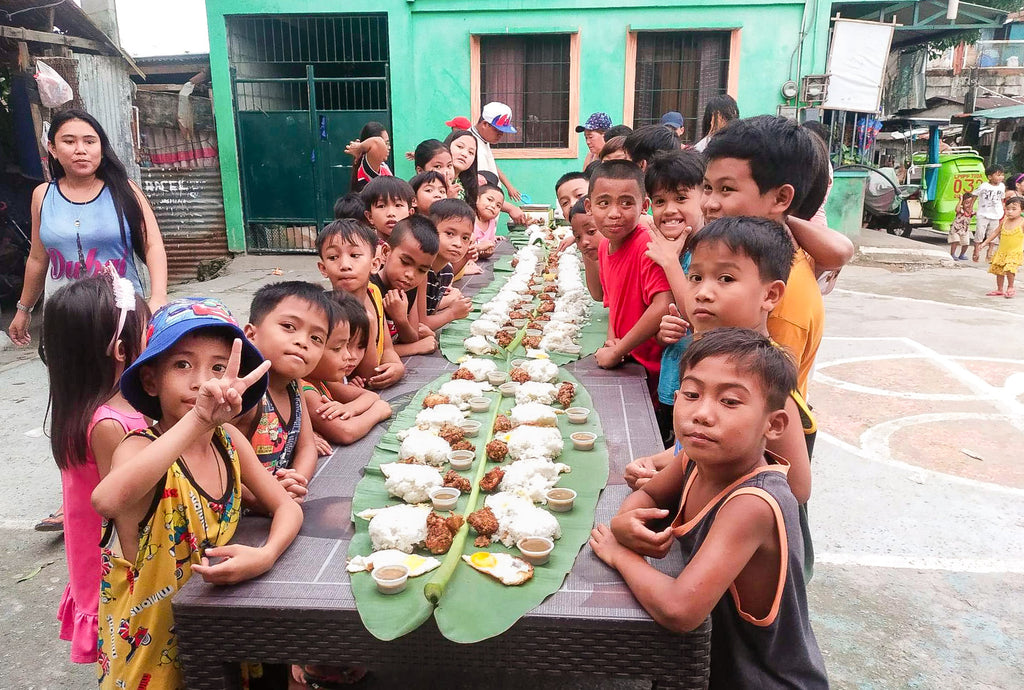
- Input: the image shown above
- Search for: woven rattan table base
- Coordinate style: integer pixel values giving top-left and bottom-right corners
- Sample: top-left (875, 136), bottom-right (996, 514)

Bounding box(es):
top-left (176, 607), bottom-right (710, 689)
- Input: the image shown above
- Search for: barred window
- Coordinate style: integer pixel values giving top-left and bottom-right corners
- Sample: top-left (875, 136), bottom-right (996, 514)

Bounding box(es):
top-left (633, 31), bottom-right (732, 144)
top-left (478, 34), bottom-right (573, 150)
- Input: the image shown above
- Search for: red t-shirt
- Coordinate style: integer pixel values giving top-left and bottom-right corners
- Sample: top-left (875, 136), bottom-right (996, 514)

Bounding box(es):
top-left (598, 226), bottom-right (671, 373)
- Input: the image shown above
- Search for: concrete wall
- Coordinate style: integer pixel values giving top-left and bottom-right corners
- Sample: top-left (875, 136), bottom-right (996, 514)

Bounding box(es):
top-left (207, 0), bottom-right (820, 252)
top-left (925, 68), bottom-right (1024, 101)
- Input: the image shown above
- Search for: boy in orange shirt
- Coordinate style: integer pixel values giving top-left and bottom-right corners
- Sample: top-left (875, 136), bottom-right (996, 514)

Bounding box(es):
top-left (700, 115), bottom-right (854, 398)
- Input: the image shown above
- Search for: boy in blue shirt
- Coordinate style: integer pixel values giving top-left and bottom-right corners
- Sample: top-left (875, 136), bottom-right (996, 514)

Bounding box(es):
top-left (641, 150), bottom-right (706, 444)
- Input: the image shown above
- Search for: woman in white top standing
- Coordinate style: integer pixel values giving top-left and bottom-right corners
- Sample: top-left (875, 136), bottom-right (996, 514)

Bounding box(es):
top-left (8, 108), bottom-right (167, 530)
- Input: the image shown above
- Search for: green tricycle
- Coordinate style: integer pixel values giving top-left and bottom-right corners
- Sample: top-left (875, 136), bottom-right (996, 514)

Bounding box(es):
top-left (910, 147), bottom-right (987, 234)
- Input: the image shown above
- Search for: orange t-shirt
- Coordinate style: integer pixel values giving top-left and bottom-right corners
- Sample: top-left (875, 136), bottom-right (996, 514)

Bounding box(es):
top-left (767, 249), bottom-right (823, 399)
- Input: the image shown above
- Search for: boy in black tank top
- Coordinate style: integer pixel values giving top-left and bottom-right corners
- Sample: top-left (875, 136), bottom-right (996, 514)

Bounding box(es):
top-left (591, 328), bottom-right (828, 689)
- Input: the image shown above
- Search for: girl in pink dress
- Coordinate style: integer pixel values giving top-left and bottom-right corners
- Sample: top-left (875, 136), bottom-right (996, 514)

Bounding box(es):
top-left (42, 265), bottom-right (150, 663)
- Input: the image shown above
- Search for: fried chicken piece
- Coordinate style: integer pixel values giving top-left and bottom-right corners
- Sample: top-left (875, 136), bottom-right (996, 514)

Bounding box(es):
top-left (423, 392), bottom-right (450, 409)
top-left (510, 367), bottom-right (530, 383)
top-left (527, 321), bottom-right (544, 332)
top-left (437, 423), bottom-right (465, 445)
top-left (522, 335), bottom-right (541, 349)
top-left (479, 467), bottom-right (505, 492)
top-left (451, 367), bottom-right (476, 381)
top-left (486, 439), bottom-right (508, 461)
top-left (425, 512), bottom-right (454, 554)
top-left (511, 257), bottom-right (519, 268)
top-left (443, 470), bottom-right (472, 493)
top-left (492, 414), bottom-right (512, 433)
top-left (556, 381), bottom-right (576, 408)
top-left (450, 439), bottom-right (475, 452)
top-left (538, 293), bottom-right (554, 302)
top-left (537, 301), bottom-right (555, 314)
top-left (496, 330), bottom-right (516, 348)
top-left (467, 506), bottom-right (498, 537)
top-left (474, 535), bottom-right (492, 548)
top-left (533, 314), bottom-right (551, 322)
top-left (509, 310), bottom-right (530, 321)
top-left (445, 513), bottom-right (465, 533)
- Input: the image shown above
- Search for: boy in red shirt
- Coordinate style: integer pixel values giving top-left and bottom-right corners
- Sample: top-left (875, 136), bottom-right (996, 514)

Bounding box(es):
top-left (588, 160), bottom-right (672, 414)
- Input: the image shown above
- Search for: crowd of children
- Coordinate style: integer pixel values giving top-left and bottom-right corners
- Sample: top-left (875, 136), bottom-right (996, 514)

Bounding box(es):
top-left (41, 103), bottom-right (879, 688)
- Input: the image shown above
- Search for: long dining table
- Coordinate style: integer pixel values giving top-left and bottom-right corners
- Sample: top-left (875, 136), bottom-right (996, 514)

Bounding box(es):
top-left (173, 239), bottom-right (711, 689)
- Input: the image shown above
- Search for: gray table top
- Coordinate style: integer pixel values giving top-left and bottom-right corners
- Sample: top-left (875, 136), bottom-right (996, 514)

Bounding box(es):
top-left (175, 242), bottom-right (683, 626)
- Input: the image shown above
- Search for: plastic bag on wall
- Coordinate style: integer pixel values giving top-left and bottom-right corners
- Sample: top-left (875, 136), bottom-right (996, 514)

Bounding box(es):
top-left (34, 60), bottom-right (73, 108)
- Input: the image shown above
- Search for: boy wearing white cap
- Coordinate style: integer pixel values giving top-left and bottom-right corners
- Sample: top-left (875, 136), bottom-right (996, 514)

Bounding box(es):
top-left (472, 102), bottom-right (526, 224)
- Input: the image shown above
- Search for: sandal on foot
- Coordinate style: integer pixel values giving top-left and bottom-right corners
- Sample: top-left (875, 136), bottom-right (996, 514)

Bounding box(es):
top-left (34, 509), bottom-right (64, 532)
top-left (1006, 288), bottom-right (1016, 298)
top-left (986, 290), bottom-right (1005, 296)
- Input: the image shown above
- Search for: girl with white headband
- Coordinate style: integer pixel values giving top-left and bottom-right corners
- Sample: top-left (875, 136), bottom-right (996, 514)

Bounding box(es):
top-left (41, 264), bottom-right (151, 664)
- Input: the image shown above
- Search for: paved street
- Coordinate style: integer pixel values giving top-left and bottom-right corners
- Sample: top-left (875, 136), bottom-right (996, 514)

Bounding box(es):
top-left (1, 231), bottom-right (1022, 689)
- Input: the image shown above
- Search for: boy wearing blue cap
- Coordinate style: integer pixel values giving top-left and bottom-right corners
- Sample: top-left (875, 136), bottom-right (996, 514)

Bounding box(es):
top-left (92, 298), bottom-right (303, 690)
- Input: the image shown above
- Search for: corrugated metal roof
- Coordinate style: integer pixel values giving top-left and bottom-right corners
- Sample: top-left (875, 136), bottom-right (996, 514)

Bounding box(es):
top-left (1, 0), bottom-right (116, 51)
top-left (833, 1), bottom-right (1007, 49)
top-left (970, 104), bottom-right (1024, 120)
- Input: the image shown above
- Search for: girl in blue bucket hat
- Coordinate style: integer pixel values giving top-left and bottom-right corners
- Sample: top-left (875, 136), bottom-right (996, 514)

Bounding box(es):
top-left (92, 298), bottom-right (303, 690)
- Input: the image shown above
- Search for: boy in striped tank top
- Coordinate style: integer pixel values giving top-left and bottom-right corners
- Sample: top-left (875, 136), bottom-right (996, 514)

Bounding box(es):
top-left (591, 328), bottom-right (828, 689)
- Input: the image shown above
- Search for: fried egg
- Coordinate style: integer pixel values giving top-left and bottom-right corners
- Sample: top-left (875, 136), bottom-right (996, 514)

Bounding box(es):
top-left (346, 549), bottom-right (442, 577)
top-left (461, 551), bottom-right (534, 586)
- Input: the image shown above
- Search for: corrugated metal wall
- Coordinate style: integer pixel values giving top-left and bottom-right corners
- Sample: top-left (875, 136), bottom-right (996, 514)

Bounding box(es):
top-left (140, 168), bottom-right (230, 284)
top-left (76, 53), bottom-right (140, 182)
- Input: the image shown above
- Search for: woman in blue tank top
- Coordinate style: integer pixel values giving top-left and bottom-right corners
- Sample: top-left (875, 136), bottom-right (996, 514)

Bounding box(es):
top-left (8, 109), bottom-right (168, 533)
top-left (8, 109), bottom-right (167, 348)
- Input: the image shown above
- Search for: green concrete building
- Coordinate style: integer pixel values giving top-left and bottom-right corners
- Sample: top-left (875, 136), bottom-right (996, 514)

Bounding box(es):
top-left (204, 0), bottom-right (871, 252)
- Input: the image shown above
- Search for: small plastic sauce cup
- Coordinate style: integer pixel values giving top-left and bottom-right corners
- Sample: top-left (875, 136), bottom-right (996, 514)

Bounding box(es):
top-left (510, 358), bottom-right (527, 368)
top-left (525, 328), bottom-right (543, 337)
top-left (372, 565), bottom-right (409, 594)
top-left (428, 486), bottom-right (460, 511)
top-left (517, 536), bottom-right (554, 565)
top-left (511, 318), bottom-right (528, 328)
top-left (565, 407), bottom-right (590, 424)
top-left (460, 419), bottom-right (482, 437)
top-left (469, 396), bottom-right (491, 413)
top-left (546, 488), bottom-right (577, 512)
top-left (570, 432), bottom-right (596, 451)
top-left (448, 449), bottom-right (476, 470)
top-left (487, 371), bottom-right (509, 386)
top-left (558, 343), bottom-right (582, 355)
top-left (499, 382), bottom-right (519, 397)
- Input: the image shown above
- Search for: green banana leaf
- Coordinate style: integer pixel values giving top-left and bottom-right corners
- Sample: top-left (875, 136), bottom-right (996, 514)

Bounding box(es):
top-left (347, 368), bottom-right (608, 643)
top-left (439, 256), bottom-right (608, 366)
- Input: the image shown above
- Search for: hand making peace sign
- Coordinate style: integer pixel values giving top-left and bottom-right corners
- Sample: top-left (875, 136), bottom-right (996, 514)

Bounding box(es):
top-left (192, 339), bottom-right (272, 428)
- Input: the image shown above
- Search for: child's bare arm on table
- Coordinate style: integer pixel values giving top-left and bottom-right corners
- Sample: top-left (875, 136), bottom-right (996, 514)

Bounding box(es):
top-left (306, 393), bottom-right (392, 446)
top-left (367, 326), bottom-right (405, 389)
top-left (596, 291), bottom-right (672, 368)
top-left (193, 426), bottom-right (303, 584)
top-left (422, 290), bottom-right (472, 331)
top-left (591, 488), bottom-right (778, 632)
top-left (624, 446), bottom-right (677, 490)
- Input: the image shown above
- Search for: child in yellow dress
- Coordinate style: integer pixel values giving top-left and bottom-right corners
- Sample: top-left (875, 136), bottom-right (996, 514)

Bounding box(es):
top-left (976, 195), bottom-right (1024, 298)
top-left (91, 299), bottom-right (303, 689)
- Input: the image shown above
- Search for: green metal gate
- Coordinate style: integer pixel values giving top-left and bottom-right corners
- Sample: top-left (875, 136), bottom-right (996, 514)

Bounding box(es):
top-left (228, 14), bottom-right (391, 253)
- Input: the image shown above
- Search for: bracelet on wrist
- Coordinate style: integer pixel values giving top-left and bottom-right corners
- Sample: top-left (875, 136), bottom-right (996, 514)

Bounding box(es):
top-left (16, 301), bottom-right (32, 314)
